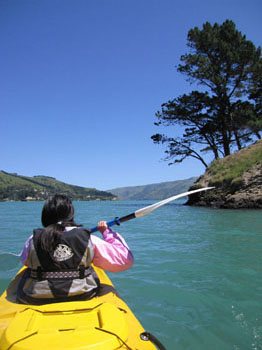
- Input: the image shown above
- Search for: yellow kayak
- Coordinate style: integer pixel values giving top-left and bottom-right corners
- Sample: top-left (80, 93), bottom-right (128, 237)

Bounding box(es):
top-left (0, 266), bottom-right (164, 350)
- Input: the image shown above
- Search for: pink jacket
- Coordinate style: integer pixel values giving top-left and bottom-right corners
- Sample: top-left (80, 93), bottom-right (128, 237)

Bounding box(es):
top-left (20, 227), bottom-right (134, 273)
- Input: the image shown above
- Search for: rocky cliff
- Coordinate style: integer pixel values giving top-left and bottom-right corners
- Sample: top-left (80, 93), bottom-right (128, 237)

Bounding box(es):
top-left (186, 141), bottom-right (262, 209)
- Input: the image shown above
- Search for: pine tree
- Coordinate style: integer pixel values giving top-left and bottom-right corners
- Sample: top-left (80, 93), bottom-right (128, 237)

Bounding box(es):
top-left (152, 20), bottom-right (262, 167)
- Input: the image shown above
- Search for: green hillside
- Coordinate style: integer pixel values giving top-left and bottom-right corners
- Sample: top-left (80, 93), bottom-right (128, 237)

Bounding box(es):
top-left (208, 140), bottom-right (262, 189)
top-left (186, 140), bottom-right (262, 209)
top-left (108, 177), bottom-right (197, 200)
top-left (0, 171), bottom-right (116, 201)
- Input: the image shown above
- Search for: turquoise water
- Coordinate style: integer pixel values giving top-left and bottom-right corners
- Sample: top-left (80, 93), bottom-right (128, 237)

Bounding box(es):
top-left (0, 200), bottom-right (262, 350)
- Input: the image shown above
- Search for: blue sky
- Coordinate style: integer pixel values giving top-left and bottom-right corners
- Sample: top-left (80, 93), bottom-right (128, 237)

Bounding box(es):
top-left (1, 0), bottom-right (261, 190)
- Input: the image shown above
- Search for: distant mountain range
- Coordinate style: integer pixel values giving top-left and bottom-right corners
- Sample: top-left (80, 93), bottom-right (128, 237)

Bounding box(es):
top-left (0, 170), bottom-right (198, 202)
top-left (0, 171), bottom-right (116, 201)
top-left (108, 177), bottom-right (198, 200)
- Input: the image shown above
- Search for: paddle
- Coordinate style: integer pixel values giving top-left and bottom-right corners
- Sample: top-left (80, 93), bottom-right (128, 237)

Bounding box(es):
top-left (90, 186), bottom-right (214, 233)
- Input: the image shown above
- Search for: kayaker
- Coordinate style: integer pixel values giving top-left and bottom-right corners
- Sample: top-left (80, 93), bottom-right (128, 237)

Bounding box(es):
top-left (17, 194), bottom-right (134, 304)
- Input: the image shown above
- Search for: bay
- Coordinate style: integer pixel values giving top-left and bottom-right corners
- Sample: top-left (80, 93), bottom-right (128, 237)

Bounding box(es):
top-left (0, 200), bottom-right (262, 350)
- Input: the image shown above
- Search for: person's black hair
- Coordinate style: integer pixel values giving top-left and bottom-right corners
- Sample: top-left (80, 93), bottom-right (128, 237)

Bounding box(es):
top-left (40, 194), bottom-right (79, 253)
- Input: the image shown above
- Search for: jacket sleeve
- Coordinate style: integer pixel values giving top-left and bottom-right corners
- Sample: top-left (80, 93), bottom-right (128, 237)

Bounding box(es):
top-left (20, 235), bottom-right (33, 266)
top-left (91, 228), bottom-right (134, 272)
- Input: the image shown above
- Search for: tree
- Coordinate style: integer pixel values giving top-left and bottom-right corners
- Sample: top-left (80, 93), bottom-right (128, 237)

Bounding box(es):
top-left (248, 63), bottom-right (262, 138)
top-left (152, 20), bottom-right (262, 167)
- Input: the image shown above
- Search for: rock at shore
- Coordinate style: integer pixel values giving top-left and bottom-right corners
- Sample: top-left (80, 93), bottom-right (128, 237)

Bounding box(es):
top-left (186, 141), bottom-right (262, 209)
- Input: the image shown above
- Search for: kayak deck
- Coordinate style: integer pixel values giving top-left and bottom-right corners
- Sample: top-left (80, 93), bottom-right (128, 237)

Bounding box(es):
top-left (0, 266), bottom-right (160, 350)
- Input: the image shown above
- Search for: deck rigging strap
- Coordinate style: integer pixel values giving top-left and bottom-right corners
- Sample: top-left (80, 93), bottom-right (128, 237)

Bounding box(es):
top-left (95, 327), bottom-right (132, 350)
top-left (6, 332), bottom-right (38, 350)
top-left (140, 331), bottom-right (166, 350)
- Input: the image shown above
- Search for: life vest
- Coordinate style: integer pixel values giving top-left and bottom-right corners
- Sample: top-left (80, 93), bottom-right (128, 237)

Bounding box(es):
top-left (17, 227), bottom-right (100, 304)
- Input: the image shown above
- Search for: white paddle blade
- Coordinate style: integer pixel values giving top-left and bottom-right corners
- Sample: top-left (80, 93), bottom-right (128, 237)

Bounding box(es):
top-left (134, 187), bottom-right (215, 218)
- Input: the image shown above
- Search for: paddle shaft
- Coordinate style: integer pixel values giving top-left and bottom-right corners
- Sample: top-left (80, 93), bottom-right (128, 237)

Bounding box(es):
top-left (90, 186), bottom-right (214, 233)
top-left (90, 213), bottom-right (136, 233)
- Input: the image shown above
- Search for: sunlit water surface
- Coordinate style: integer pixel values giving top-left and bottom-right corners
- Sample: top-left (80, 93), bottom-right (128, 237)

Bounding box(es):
top-left (0, 200), bottom-right (261, 350)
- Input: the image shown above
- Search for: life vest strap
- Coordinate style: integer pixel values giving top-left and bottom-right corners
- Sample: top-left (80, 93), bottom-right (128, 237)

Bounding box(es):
top-left (30, 266), bottom-right (91, 280)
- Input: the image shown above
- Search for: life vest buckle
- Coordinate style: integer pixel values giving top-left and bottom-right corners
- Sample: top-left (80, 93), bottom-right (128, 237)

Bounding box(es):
top-left (79, 265), bottom-right (85, 279)
top-left (37, 266), bottom-right (42, 281)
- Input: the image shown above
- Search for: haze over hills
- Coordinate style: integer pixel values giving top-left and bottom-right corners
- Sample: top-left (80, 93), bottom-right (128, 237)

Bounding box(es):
top-left (0, 171), bottom-right (116, 201)
top-left (108, 177), bottom-right (198, 200)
